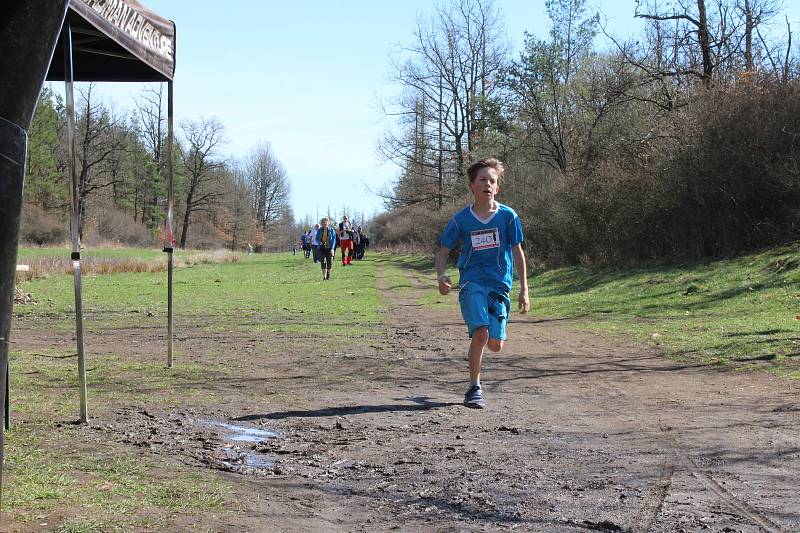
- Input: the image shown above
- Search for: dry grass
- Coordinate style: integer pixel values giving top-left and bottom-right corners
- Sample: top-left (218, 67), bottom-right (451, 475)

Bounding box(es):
top-left (373, 243), bottom-right (433, 256)
top-left (176, 250), bottom-right (241, 267)
top-left (15, 250), bottom-right (240, 281)
top-left (16, 257), bottom-right (164, 281)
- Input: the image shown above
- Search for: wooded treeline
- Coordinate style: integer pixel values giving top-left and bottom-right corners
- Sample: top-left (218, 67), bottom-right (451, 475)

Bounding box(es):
top-left (23, 83), bottom-right (294, 251)
top-left (373, 0), bottom-right (800, 265)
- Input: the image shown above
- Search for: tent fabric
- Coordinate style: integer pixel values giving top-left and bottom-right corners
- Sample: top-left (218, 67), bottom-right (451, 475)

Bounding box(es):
top-left (46, 0), bottom-right (175, 82)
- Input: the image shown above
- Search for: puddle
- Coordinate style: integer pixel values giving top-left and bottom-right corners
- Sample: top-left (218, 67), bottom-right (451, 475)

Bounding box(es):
top-left (196, 419), bottom-right (279, 473)
top-left (222, 452), bottom-right (275, 471)
top-left (202, 420), bottom-right (278, 442)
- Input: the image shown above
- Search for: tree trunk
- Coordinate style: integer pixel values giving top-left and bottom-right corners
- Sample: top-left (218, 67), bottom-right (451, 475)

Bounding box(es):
top-left (744, 0), bottom-right (753, 71)
top-left (180, 190), bottom-right (193, 249)
top-left (697, 0), bottom-right (713, 86)
top-left (437, 74), bottom-right (443, 209)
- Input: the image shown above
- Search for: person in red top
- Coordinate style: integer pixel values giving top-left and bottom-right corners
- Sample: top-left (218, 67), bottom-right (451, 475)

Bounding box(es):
top-left (338, 215), bottom-right (354, 266)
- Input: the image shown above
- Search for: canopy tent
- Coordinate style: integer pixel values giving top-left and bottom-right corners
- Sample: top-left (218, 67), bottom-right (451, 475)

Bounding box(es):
top-left (47, 0), bottom-right (175, 82)
top-left (4, 0), bottom-right (177, 427)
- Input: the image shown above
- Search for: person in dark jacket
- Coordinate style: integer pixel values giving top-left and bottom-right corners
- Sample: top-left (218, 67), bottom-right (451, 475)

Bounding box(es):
top-left (354, 226), bottom-right (368, 260)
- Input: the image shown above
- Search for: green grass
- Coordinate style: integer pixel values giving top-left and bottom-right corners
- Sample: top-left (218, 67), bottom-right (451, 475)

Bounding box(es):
top-left (375, 246), bottom-right (800, 378)
top-left (5, 427), bottom-right (227, 530)
top-left (375, 257), bottom-right (415, 295)
top-left (8, 348), bottom-right (230, 422)
top-left (15, 252), bottom-right (381, 333)
top-left (8, 252), bottom-right (382, 530)
top-left (530, 244), bottom-right (800, 378)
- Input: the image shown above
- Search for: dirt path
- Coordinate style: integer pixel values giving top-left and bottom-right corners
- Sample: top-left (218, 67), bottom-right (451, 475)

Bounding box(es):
top-left (9, 261), bottom-right (800, 532)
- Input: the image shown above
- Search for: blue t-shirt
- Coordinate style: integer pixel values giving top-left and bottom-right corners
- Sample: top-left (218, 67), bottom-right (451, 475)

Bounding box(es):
top-left (439, 203), bottom-right (524, 292)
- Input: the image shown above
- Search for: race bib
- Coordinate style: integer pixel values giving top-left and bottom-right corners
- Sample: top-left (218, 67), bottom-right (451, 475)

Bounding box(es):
top-left (470, 228), bottom-right (499, 251)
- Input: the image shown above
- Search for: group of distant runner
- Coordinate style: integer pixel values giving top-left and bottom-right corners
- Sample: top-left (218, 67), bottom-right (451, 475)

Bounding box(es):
top-left (299, 215), bottom-right (369, 280)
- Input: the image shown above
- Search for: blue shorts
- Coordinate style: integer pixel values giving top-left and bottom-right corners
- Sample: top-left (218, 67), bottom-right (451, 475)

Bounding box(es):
top-left (458, 282), bottom-right (510, 340)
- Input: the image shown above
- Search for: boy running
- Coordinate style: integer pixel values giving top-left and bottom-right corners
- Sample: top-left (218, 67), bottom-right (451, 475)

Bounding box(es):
top-left (435, 157), bottom-right (530, 409)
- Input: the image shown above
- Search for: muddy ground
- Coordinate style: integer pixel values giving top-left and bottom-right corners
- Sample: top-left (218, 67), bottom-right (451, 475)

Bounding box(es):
top-left (8, 264), bottom-right (800, 532)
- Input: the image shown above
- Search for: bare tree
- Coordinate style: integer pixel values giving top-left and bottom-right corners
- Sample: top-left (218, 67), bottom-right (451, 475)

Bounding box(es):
top-left (74, 83), bottom-right (128, 232)
top-left (634, 0), bottom-right (718, 87)
top-left (132, 83), bottom-right (167, 225)
top-left (756, 10), bottom-right (795, 82)
top-left (177, 117), bottom-right (226, 248)
top-left (381, 0), bottom-right (507, 208)
top-left (244, 142), bottom-right (290, 233)
top-left (507, 0), bottom-right (612, 172)
top-left (224, 163), bottom-right (256, 251)
top-left (633, 0), bottom-right (782, 87)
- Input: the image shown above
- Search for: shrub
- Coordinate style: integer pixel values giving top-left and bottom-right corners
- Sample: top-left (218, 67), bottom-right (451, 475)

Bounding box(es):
top-left (87, 205), bottom-right (155, 248)
top-left (369, 204), bottom-right (455, 252)
top-left (184, 220), bottom-right (226, 250)
top-left (19, 204), bottom-right (68, 245)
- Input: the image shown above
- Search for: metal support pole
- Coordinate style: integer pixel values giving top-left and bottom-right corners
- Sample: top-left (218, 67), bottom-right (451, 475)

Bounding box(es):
top-left (165, 81), bottom-right (175, 368)
top-left (63, 20), bottom-right (89, 423)
top-left (4, 368), bottom-right (8, 431)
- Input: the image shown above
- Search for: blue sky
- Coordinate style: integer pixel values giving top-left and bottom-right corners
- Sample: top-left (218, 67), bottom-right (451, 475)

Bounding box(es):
top-left (70, 0), bottom-right (799, 224)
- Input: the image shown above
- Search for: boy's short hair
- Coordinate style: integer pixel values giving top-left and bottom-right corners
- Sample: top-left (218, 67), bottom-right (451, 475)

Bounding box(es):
top-left (466, 157), bottom-right (505, 183)
top-left (320, 217), bottom-right (329, 224)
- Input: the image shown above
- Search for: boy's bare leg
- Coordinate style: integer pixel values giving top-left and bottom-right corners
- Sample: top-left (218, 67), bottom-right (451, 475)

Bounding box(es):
top-left (468, 327), bottom-right (490, 383)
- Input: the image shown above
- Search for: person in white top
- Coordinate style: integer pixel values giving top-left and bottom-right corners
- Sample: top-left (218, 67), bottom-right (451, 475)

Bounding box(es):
top-left (310, 223), bottom-right (321, 263)
top-left (338, 215), bottom-right (354, 266)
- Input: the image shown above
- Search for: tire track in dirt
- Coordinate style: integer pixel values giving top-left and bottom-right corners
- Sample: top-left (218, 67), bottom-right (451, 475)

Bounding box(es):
top-left (378, 261), bottom-right (799, 531)
top-left (571, 347), bottom-right (796, 533)
top-left (660, 426), bottom-right (788, 533)
top-left (630, 429), bottom-right (785, 533)
top-left (630, 453), bottom-right (675, 532)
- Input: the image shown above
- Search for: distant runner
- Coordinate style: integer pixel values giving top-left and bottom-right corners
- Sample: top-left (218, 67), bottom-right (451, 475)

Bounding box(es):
top-left (338, 215), bottom-right (354, 266)
top-left (301, 229), bottom-right (312, 259)
top-left (316, 217), bottom-right (337, 281)
top-left (354, 225), bottom-right (368, 260)
top-left (310, 223), bottom-right (321, 263)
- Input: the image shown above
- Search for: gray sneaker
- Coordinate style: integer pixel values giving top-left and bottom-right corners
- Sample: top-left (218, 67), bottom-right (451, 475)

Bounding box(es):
top-left (464, 385), bottom-right (485, 409)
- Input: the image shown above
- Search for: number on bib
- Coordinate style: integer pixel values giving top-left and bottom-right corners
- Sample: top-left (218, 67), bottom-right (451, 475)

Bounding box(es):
top-left (470, 228), bottom-right (499, 251)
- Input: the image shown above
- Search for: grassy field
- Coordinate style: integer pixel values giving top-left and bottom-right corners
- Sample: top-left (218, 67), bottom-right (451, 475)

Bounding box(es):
top-left (16, 246), bottom-right (174, 262)
top-left (7, 250), bottom-right (381, 531)
top-left (533, 246), bottom-right (800, 378)
top-left (410, 243), bottom-right (800, 379)
top-left (14, 249), bottom-right (380, 329)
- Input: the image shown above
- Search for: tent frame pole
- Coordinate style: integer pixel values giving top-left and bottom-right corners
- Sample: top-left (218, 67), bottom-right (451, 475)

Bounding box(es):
top-left (64, 19), bottom-right (88, 423)
top-left (166, 80), bottom-right (174, 368)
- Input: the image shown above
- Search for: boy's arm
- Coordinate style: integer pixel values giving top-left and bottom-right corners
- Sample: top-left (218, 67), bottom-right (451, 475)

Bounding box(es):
top-left (435, 245), bottom-right (452, 295)
top-left (512, 244), bottom-right (530, 313)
